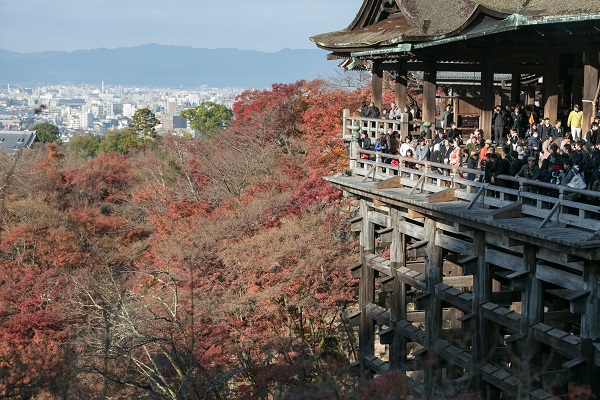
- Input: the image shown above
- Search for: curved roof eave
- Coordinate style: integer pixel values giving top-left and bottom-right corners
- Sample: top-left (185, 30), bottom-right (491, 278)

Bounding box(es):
top-left (311, 1), bottom-right (492, 52)
top-left (350, 13), bottom-right (600, 58)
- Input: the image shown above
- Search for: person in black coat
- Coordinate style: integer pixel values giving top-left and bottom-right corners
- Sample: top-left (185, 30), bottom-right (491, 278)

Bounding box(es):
top-left (512, 107), bottom-right (525, 138)
top-left (538, 117), bottom-right (553, 141)
top-left (359, 131), bottom-right (372, 159)
top-left (493, 106), bottom-right (506, 144)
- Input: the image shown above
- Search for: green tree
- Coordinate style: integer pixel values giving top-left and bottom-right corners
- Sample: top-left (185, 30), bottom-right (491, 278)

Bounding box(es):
top-left (68, 133), bottom-right (101, 158)
top-left (31, 122), bottom-right (60, 143)
top-left (130, 108), bottom-right (159, 140)
top-left (179, 102), bottom-right (233, 136)
top-left (99, 128), bottom-right (141, 154)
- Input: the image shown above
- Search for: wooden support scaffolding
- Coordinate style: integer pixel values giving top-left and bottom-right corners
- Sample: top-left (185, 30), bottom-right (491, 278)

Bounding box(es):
top-left (330, 148), bottom-right (600, 399)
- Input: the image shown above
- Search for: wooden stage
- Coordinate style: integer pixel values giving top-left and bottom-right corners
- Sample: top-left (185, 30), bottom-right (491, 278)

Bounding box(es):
top-left (328, 145), bottom-right (600, 398)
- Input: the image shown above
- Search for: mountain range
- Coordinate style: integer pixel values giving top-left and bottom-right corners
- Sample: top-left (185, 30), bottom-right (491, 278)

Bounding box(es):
top-left (0, 44), bottom-right (340, 88)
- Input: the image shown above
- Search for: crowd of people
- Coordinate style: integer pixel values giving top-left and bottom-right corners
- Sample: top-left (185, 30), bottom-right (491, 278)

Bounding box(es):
top-left (357, 101), bottom-right (600, 197)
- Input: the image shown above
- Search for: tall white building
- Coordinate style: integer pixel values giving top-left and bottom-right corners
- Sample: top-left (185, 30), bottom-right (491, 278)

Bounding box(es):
top-left (82, 111), bottom-right (94, 128)
top-left (123, 103), bottom-right (137, 118)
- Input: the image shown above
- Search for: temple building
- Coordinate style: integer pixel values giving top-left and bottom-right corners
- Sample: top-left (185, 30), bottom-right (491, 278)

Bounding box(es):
top-left (312, 0), bottom-right (600, 137)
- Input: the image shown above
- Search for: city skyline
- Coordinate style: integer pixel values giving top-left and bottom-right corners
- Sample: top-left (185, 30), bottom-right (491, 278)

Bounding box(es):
top-left (0, 0), bottom-right (361, 54)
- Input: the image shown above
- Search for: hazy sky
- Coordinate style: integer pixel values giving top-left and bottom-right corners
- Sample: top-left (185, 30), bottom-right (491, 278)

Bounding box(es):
top-left (0, 0), bottom-right (362, 53)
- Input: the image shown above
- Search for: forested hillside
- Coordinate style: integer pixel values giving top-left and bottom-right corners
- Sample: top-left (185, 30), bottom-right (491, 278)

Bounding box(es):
top-left (0, 79), bottom-right (372, 399)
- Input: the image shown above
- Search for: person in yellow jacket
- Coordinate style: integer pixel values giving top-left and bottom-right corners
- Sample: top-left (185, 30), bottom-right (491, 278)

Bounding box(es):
top-left (567, 104), bottom-right (583, 141)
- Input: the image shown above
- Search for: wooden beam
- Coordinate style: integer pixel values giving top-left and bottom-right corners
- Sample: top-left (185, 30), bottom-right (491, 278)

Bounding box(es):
top-left (488, 203), bottom-right (522, 220)
top-left (490, 290), bottom-right (522, 304)
top-left (409, 173), bottom-right (426, 194)
top-left (539, 201), bottom-right (560, 228)
top-left (424, 218), bottom-right (443, 394)
top-left (373, 199), bottom-right (387, 207)
top-left (466, 184), bottom-right (485, 210)
top-left (376, 227), bottom-right (394, 235)
top-left (375, 175), bottom-right (403, 189)
top-left (388, 208), bottom-right (406, 371)
top-left (425, 188), bottom-right (456, 203)
top-left (358, 198), bottom-right (375, 381)
top-left (361, 160), bottom-right (378, 182)
top-left (443, 275), bottom-right (474, 287)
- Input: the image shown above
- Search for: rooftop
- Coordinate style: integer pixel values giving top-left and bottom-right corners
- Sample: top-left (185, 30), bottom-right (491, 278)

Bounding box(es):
top-left (0, 130), bottom-right (37, 154)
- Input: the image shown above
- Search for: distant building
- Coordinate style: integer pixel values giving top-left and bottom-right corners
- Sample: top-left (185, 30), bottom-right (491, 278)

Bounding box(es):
top-left (166, 101), bottom-right (178, 116)
top-left (159, 115), bottom-right (187, 133)
top-left (123, 103), bottom-right (137, 118)
top-left (0, 130), bottom-right (37, 154)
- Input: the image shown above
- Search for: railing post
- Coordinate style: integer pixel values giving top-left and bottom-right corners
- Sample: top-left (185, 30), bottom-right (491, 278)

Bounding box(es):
top-left (343, 108), bottom-right (351, 137)
top-left (400, 112), bottom-right (409, 138)
top-left (350, 122), bottom-right (361, 171)
top-left (518, 180), bottom-right (524, 203)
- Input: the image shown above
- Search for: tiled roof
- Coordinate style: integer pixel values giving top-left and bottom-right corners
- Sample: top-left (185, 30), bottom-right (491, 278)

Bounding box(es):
top-left (0, 130), bottom-right (37, 154)
top-left (311, 0), bottom-right (600, 51)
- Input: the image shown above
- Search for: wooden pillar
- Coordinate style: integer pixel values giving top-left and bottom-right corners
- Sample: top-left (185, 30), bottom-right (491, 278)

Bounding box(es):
top-left (582, 48), bottom-right (599, 133)
top-left (517, 245), bottom-right (543, 399)
top-left (395, 68), bottom-right (408, 108)
top-left (472, 230), bottom-right (491, 393)
top-left (372, 62), bottom-right (383, 112)
top-left (525, 86), bottom-right (536, 106)
top-left (359, 199), bottom-right (375, 381)
top-left (511, 74), bottom-right (521, 105)
top-left (580, 261), bottom-right (600, 395)
top-left (481, 49), bottom-right (495, 140)
top-left (572, 66), bottom-right (583, 110)
top-left (389, 208), bottom-right (407, 371)
top-left (424, 218), bottom-right (443, 398)
top-left (543, 47), bottom-right (560, 121)
top-left (422, 61), bottom-right (437, 129)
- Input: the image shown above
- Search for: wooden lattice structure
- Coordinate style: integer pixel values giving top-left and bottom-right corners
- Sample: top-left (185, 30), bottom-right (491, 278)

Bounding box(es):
top-left (327, 118), bottom-right (600, 398)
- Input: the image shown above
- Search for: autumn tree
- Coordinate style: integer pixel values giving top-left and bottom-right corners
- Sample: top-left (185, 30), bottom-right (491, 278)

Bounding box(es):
top-left (98, 128), bottom-right (141, 154)
top-left (129, 108), bottom-right (159, 152)
top-left (0, 78), bottom-right (366, 399)
top-left (233, 82), bottom-right (307, 146)
top-left (180, 102), bottom-right (233, 136)
top-left (31, 122), bottom-right (60, 143)
top-left (68, 132), bottom-right (101, 158)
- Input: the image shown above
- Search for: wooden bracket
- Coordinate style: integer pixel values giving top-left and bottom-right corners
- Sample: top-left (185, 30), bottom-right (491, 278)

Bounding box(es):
top-left (457, 255), bottom-right (478, 275)
top-left (506, 270), bottom-right (529, 291)
top-left (489, 203), bottom-right (523, 220)
top-left (425, 188), bottom-right (456, 203)
top-left (373, 199), bottom-right (387, 206)
top-left (406, 240), bottom-right (428, 259)
top-left (408, 209), bottom-right (426, 219)
top-left (375, 175), bottom-right (403, 189)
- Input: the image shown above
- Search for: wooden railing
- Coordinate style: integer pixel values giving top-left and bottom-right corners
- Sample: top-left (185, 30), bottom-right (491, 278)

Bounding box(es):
top-left (342, 109), bottom-right (421, 140)
top-left (353, 149), bottom-right (600, 232)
